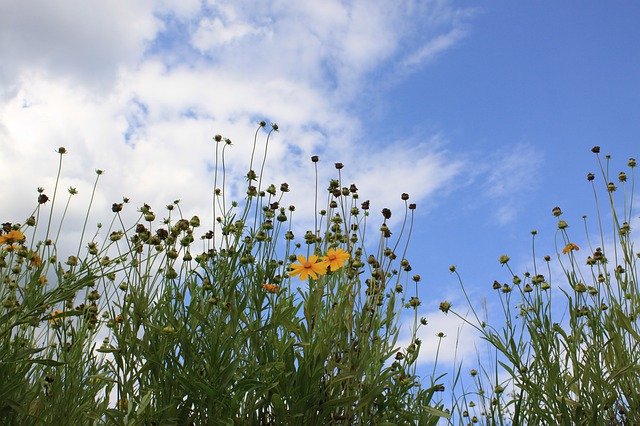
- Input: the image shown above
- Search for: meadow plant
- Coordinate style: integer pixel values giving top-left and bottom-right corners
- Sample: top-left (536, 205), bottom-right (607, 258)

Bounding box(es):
top-left (446, 148), bottom-right (639, 425)
top-left (0, 122), bottom-right (448, 424)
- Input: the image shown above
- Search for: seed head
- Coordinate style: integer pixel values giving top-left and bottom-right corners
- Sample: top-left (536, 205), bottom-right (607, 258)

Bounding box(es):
top-left (334, 162), bottom-right (343, 170)
top-left (587, 172), bottom-right (595, 181)
top-left (439, 301), bottom-right (451, 313)
top-left (214, 134), bottom-right (222, 142)
top-left (591, 146), bottom-right (600, 154)
top-left (629, 158), bottom-right (637, 168)
top-left (381, 208), bottom-right (391, 220)
top-left (551, 206), bottom-right (562, 217)
top-left (311, 155), bottom-right (319, 163)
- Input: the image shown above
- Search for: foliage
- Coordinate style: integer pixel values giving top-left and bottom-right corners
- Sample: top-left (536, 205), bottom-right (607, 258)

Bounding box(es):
top-left (447, 148), bottom-right (639, 425)
top-left (0, 124), bottom-right (446, 425)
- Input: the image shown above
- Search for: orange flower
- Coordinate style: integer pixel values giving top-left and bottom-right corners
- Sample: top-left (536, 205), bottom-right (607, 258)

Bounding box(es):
top-left (0, 230), bottom-right (25, 246)
top-left (262, 283), bottom-right (280, 293)
top-left (323, 248), bottom-right (350, 271)
top-left (49, 310), bottom-right (64, 327)
top-left (289, 255), bottom-right (328, 281)
top-left (562, 243), bottom-right (580, 254)
top-left (29, 252), bottom-right (42, 267)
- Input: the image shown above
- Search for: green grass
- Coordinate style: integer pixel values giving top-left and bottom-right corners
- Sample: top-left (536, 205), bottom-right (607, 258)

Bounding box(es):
top-left (444, 149), bottom-right (639, 425)
top-left (0, 123), bottom-right (445, 425)
top-left (1, 125), bottom-right (637, 425)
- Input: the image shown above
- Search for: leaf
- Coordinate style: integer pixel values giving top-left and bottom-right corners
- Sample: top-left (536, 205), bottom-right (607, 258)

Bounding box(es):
top-left (29, 358), bottom-right (66, 366)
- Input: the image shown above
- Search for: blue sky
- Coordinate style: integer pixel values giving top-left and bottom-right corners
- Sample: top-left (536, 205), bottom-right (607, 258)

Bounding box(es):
top-left (1, 0), bottom-right (638, 388)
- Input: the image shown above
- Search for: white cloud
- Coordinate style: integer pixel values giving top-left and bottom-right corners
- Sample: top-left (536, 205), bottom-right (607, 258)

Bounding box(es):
top-left (0, 1), bottom-right (473, 254)
top-left (0, 0), bottom-right (161, 95)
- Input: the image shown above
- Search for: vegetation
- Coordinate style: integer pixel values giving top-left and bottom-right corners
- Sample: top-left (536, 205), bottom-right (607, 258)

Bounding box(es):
top-left (1, 120), bottom-right (637, 425)
top-left (445, 148), bottom-right (639, 425)
top-left (0, 123), bottom-right (445, 425)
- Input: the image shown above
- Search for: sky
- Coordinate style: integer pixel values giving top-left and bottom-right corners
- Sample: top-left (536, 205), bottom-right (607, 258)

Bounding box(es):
top-left (1, 0), bottom-right (639, 396)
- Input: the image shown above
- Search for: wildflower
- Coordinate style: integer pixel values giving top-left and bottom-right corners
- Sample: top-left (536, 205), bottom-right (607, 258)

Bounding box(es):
top-left (49, 310), bottom-right (64, 327)
top-left (289, 255), bottom-right (329, 280)
top-left (29, 252), bottom-right (42, 267)
top-left (0, 229), bottom-right (25, 246)
top-left (323, 248), bottom-right (350, 271)
top-left (262, 283), bottom-right (280, 293)
top-left (562, 242), bottom-right (580, 254)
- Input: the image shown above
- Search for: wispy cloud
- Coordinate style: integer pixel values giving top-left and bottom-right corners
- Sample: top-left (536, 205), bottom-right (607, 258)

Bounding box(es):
top-left (0, 0), bottom-right (473, 247)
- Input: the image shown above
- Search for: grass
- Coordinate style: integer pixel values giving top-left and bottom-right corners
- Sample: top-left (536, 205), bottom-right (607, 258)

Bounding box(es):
top-left (1, 124), bottom-right (637, 425)
top-left (444, 148), bottom-right (639, 425)
top-left (0, 123), bottom-right (446, 425)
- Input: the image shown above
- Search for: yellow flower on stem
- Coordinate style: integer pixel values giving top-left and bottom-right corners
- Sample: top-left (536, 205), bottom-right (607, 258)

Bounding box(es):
top-left (0, 230), bottom-right (25, 246)
top-left (49, 310), bottom-right (64, 327)
top-left (262, 283), bottom-right (280, 293)
top-left (562, 243), bottom-right (580, 254)
top-left (289, 255), bottom-right (328, 281)
top-left (323, 248), bottom-right (350, 271)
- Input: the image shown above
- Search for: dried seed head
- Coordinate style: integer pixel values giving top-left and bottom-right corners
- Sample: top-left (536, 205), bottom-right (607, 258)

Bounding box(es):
top-left (629, 158), bottom-right (637, 168)
top-left (587, 172), bottom-right (595, 181)
top-left (381, 208), bottom-right (391, 219)
top-left (591, 146), bottom-right (600, 153)
top-left (439, 301), bottom-right (451, 313)
top-left (401, 193), bottom-right (409, 200)
top-left (618, 171), bottom-right (627, 182)
top-left (551, 206), bottom-right (562, 217)
top-left (334, 162), bottom-right (343, 170)
top-left (311, 155), bottom-right (319, 163)
top-left (38, 193), bottom-right (49, 204)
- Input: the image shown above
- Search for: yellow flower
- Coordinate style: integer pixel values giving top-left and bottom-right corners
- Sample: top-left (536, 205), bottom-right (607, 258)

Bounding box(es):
top-left (562, 243), bottom-right (580, 254)
top-left (0, 229), bottom-right (25, 246)
top-left (289, 255), bottom-right (328, 281)
top-left (49, 310), bottom-right (64, 327)
top-left (323, 248), bottom-right (350, 271)
top-left (262, 283), bottom-right (280, 293)
top-left (29, 252), bottom-right (42, 267)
